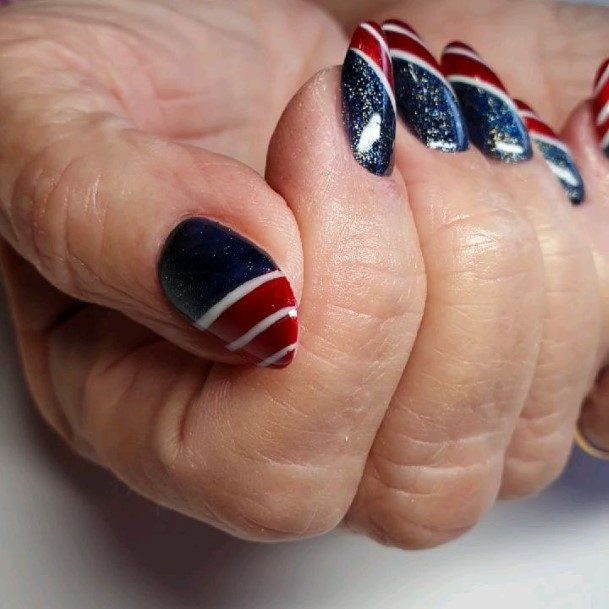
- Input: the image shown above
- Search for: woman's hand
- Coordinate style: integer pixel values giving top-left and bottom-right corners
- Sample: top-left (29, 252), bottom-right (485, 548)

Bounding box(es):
top-left (1, 0), bottom-right (608, 549)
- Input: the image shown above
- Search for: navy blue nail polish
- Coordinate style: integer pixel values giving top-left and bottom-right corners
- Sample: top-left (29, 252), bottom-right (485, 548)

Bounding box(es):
top-left (383, 20), bottom-right (468, 153)
top-left (442, 42), bottom-right (532, 163)
top-left (159, 219), bottom-right (298, 368)
top-left (342, 22), bottom-right (396, 176)
top-left (516, 100), bottom-right (585, 205)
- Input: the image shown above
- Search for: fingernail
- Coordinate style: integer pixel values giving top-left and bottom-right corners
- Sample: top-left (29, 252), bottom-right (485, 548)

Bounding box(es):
top-left (158, 219), bottom-right (298, 369)
top-left (382, 20), bottom-right (468, 153)
top-left (593, 58), bottom-right (609, 158)
top-left (441, 42), bottom-right (532, 163)
top-left (515, 100), bottom-right (585, 205)
top-left (342, 22), bottom-right (396, 176)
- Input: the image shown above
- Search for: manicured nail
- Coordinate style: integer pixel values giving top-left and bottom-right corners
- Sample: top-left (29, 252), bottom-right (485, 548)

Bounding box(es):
top-left (593, 58), bottom-right (609, 157)
top-left (382, 20), bottom-right (468, 153)
top-left (342, 22), bottom-right (396, 176)
top-left (441, 42), bottom-right (532, 163)
top-left (158, 219), bottom-right (298, 369)
top-left (515, 100), bottom-right (585, 205)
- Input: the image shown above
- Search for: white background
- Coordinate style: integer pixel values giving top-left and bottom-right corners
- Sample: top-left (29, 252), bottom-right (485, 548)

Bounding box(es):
top-left (2, 1), bottom-right (609, 607)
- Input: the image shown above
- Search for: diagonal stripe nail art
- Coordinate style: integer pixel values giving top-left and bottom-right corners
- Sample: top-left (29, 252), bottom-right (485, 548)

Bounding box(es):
top-left (159, 219), bottom-right (298, 369)
top-left (593, 58), bottom-right (609, 157)
top-left (515, 100), bottom-right (585, 205)
top-left (342, 22), bottom-right (396, 176)
top-left (441, 42), bottom-right (532, 163)
top-left (382, 20), bottom-right (468, 153)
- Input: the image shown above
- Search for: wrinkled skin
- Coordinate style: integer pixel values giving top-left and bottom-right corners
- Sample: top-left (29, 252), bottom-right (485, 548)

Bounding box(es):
top-left (1, 0), bottom-right (609, 549)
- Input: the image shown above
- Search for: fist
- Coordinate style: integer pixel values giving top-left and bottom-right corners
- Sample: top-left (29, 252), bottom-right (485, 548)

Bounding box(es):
top-left (1, 0), bottom-right (609, 549)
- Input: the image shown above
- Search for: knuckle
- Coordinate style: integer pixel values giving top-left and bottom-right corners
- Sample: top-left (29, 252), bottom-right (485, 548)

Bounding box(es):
top-left (324, 217), bottom-right (426, 328)
top-left (10, 132), bottom-right (96, 294)
top-left (536, 220), bottom-right (581, 262)
top-left (434, 206), bottom-right (541, 285)
top-left (167, 459), bottom-right (347, 541)
top-left (501, 468), bottom-right (558, 500)
top-left (10, 116), bottom-right (137, 305)
top-left (535, 219), bottom-right (597, 300)
top-left (502, 446), bottom-right (571, 500)
top-left (154, 411), bottom-right (351, 542)
top-left (367, 510), bottom-right (475, 551)
top-left (354, 457), bottom-right (501, 550)
top-left (228, 477), bottom-right (347, 541)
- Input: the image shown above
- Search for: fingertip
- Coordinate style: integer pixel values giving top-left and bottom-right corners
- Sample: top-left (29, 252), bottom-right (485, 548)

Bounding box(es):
top-left (342, 22), bottom-right (396, 176)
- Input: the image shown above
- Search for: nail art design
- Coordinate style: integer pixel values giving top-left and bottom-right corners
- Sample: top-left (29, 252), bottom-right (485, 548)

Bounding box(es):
top-left (515, 100), bottom-right (585, 205)
top-left (342, 22), bottom-right (396, 176)
top-left (593, 58), bottom-right (609, 157)
top-left (159, 219), bottom-right (298, 369)
top-left (441, 42), bottom-right (532, 163)
top-left (382, 20), bottom-right (468, 153)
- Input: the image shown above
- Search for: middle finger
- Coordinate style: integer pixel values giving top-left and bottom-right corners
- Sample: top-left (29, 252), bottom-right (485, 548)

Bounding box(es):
top-left (348, 28), bottom-right (546, 549)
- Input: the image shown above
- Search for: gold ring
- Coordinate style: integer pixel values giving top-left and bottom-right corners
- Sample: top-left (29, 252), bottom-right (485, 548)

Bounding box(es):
top-left (575, 426), bottom-right (609, 461)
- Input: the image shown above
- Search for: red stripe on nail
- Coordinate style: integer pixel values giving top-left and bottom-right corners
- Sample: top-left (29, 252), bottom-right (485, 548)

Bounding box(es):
top-left (441, 41), bottom-right (507, 94)
top-left (349, 22), bottom-right (394, 91)
top-left (382, 19), bottom-right (442, 74)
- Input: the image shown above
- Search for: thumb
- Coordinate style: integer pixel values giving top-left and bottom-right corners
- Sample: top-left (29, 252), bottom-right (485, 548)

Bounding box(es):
top-left (0, 25), bottom-right (302, 367)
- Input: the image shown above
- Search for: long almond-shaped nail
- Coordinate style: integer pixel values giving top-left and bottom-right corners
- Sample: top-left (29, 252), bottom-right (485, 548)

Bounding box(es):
top-left (515, 100), bottom-right (585, 205)
top-left (382, 20), bottom-right (468, 153)
top-left (342, 22), bottom-right (396, 176)
top-left (593, 58), bottom-right (609, 157)
top-left (159, 219), bottom-right (298, 369)
top-left (441, 42), bottom-right (532, 163)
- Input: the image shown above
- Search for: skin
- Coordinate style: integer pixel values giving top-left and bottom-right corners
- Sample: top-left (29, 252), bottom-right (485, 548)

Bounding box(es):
top-left (1, 0), bottom-right (609, 548)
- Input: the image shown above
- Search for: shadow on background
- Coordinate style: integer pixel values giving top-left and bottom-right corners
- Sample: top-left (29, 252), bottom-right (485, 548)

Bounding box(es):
top-left (558, 447), bottom-right (609, 498)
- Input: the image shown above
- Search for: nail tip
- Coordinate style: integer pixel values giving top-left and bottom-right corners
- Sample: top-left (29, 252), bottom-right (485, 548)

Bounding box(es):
top-left (159, 218), bottom-right (299, 367)
top-left (568, 190), bottom-right (585, 206)
top-left (516, 101), bottom-right (587, 203)
top-left (443, 42), bottom-right (531, 163)
top-left (450, 80), bottom-right (532, 162)
top-left (262, 347), bottom-right (297, 370)
top-left (241, 307), bottom-right (299, 368)
top-left (550, 158), bottom-right (586, 205)
top-left (342, 22), bottom-right (396, 176)
top-left (564, 169), bottom-right (586, 205)
top-left (383, 21), bottom-right (469, 153)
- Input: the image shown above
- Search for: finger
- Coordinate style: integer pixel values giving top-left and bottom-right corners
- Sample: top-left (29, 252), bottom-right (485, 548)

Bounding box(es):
top-left (347, 28), bottom-right (545, 549)
top-left (579, 367), bottom-right (609, 456)
top-left (0, 242), bottom-right (92, 454)
top-left (563, 64), bottom-right (609, 355)
top-left (0, 11), bottom-right (303, 367)
top-left (12, 49), bottom-right (426, 541)
top-left (563, 58), bottom-right (609, 452)
top-left (440, 41), bottom-right (600, 498)
top-left (499, 99), bottom-right (600, 498)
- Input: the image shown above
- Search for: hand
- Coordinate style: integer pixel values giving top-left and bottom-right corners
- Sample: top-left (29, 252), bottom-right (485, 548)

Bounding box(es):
top-left (1, 0), bottom-right (608, 549)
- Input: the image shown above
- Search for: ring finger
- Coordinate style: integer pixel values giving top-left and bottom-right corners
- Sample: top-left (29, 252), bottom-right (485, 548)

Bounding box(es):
top-left (348, 26), bottom-right (546, 549)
